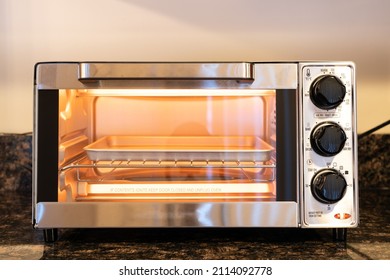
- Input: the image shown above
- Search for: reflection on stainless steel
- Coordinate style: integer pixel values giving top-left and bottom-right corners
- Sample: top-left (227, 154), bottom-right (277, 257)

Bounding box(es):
top-left (78, 62), bottom-right (253, 81)
top-left (35, 202), bottom-right (298, 228)
top-left (35, 63), bottom-right (298, 90)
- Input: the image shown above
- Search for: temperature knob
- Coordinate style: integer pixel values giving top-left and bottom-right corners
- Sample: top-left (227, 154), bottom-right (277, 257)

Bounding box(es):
top-left (311, 169), bottom-right (347, 204)
top-left (310, 75), bottom-right (346, 109)
top-left (310, 122), bottom-right (347, 156)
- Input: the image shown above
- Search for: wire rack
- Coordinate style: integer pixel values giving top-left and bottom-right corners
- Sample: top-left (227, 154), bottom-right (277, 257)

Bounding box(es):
top-left (60, 156), bottom-right (276, 183)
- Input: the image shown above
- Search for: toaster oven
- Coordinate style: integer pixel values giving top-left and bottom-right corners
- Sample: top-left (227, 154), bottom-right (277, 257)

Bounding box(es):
top-left (33, 62), bottom-right (358, 242)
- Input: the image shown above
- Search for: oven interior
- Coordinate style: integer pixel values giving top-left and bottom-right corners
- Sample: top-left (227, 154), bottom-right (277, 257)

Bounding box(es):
top-left (58, 89), bottom-right (277, 202)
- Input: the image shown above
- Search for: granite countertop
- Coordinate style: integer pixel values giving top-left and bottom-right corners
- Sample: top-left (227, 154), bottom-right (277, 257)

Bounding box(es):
top-left (0, 134), bottom-right (389, 260)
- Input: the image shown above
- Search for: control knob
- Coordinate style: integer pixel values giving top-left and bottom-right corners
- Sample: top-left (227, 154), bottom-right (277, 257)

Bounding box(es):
top-left (310, 122), bottom-right (347, 156)
top-left (311, 169), bottom-right (347, 204)
top-left (310, 75), bottom-right (346, 109)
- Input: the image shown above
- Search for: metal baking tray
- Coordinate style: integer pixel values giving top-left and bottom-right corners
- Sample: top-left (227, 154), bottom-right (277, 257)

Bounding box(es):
top-left (84, 136), bottom-right (273, 162)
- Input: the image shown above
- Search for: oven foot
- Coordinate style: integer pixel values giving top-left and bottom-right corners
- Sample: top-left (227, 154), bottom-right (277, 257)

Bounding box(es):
top-left (44, 229), bottom-right (58, 243)
top-left (332, 228), bottom-right (347, 242)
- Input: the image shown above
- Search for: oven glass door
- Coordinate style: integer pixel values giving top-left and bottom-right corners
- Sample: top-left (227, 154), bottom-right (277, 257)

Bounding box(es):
top-left (36, 89), bottom-right (298, 205)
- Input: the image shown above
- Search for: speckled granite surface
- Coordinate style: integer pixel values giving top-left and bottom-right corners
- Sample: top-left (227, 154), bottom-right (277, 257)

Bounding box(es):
top-left (358, 134), bottom-right (390, 189)
top-left (0, 133), bottom-right (32, 192)
top-left (0, 134), bottom-right (389, 260)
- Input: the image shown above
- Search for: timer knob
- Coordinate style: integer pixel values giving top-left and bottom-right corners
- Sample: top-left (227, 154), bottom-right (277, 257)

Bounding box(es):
top-left (310, 122), bottom-right (347, 156)
top-left (310, 75), bottom-right (346, 109)
top-left (311, 169), bottom-right (347, 204)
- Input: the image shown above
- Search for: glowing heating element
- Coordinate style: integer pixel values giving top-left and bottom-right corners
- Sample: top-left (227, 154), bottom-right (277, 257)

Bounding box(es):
top-left (76, 182), bottom-right (275, 201)
top-left (78, 182), bottom-right (273, 196)
top-left (80, 89), bottom-right (274, 97)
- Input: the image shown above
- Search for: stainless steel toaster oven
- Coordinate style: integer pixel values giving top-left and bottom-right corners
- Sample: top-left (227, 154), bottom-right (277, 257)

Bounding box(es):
top-left (33, 62), bottom-right (358, 242)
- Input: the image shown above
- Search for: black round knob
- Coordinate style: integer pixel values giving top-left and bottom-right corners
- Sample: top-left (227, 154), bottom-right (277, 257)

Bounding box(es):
top-left (310, 75), bottom-right (346, 109)
top-left (310, 122), bottom-right (347, 156)
top-left (311, 169), bottom-right (347, 204)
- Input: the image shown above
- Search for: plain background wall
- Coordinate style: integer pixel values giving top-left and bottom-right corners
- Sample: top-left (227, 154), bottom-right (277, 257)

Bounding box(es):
top-left (1, 0), bottom-right (389, 134)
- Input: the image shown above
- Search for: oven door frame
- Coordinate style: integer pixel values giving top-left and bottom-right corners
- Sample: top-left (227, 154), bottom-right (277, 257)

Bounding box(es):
top-left (33, 62), bottom-right (301, 229)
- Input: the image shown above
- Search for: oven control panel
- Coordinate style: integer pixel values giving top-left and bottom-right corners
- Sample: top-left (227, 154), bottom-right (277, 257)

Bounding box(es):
top-left (300, 63), bottom-right (358, 228)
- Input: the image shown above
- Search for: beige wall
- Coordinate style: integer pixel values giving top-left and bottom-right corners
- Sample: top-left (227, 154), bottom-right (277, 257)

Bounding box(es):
top-left (1, 0), bottom-right (389, 133)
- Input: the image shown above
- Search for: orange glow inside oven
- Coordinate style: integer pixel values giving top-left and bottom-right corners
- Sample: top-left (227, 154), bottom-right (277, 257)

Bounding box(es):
top-left (58, 89), bottom-right (277, 202)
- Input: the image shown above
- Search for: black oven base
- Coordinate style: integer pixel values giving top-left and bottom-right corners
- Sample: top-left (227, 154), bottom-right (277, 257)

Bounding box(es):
top-left (41, 228), bottom-right (347, 243)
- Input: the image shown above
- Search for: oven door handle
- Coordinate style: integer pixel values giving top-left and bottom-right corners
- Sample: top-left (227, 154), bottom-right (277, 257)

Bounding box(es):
top-left (78, 62), bottom-right (253, 81)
